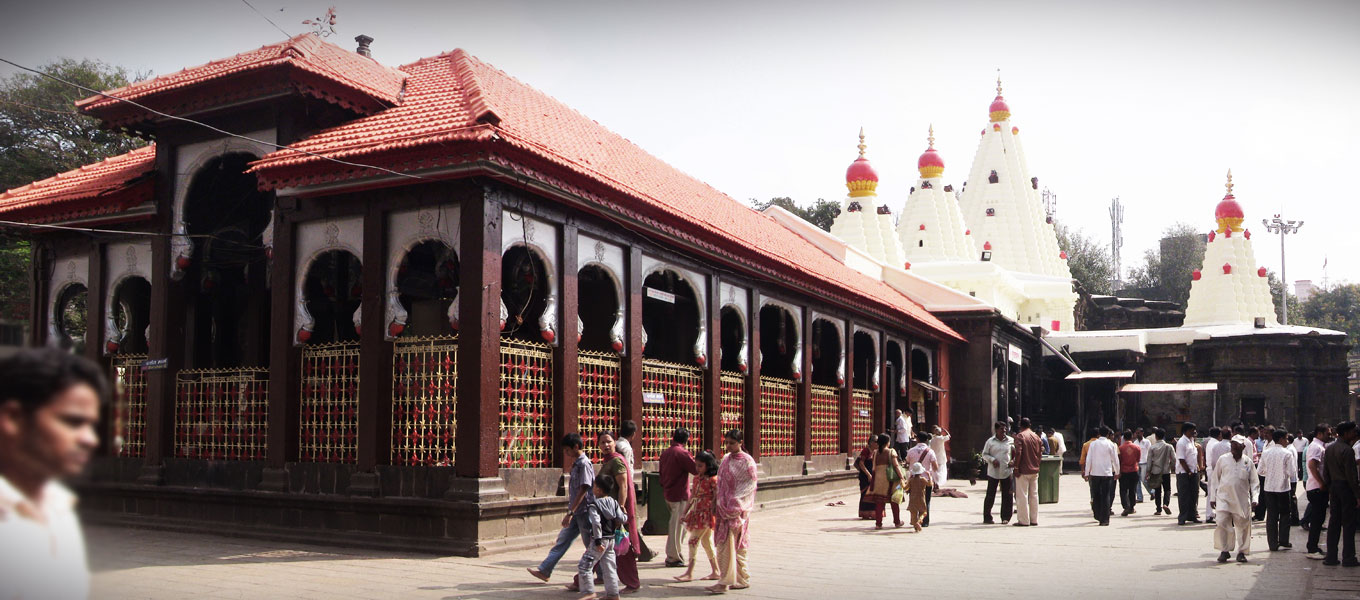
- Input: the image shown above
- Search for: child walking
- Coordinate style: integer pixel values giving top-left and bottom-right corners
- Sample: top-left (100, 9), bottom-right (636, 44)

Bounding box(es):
top-left (575, 476), bottom-right (626, 600)
top-left (908, 462), bottom-right (930, 532)
top-left (673, 450), bottom-right (720, 583)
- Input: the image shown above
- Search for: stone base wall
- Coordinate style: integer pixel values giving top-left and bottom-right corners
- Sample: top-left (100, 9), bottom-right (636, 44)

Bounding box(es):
top-left (75, 456), bottom-right (857, 556)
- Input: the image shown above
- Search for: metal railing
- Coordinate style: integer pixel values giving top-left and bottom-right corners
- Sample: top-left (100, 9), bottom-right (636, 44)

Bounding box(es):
top-left (640, 359), bottom-right (705, 461)
top-left (174, 368), bottom-right (269, 460)
top-left (758, 376), bottom-right (797, 456)
top-left (499, 338), bottom-right (554, 468)
top-left (391, 335), bottom-right (459, 467)
top-left (810, 384), bottom-right (841, 455)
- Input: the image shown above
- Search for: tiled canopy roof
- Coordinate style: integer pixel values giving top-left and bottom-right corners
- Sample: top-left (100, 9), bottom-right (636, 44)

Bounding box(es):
top-left (0, 145), bottom-right (155, 223)
top-left (251, 50), bottom-right (959, 340)
top-left (77, 34), bottom-right (406, 125)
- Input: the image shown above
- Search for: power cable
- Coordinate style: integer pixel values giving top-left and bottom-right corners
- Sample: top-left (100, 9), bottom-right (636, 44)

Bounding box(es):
top-left (238, 0), bottom-right (293, 39)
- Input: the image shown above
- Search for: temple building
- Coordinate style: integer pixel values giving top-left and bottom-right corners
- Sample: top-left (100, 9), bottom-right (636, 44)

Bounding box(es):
top-left (0, 34), bottom-right (965, 553)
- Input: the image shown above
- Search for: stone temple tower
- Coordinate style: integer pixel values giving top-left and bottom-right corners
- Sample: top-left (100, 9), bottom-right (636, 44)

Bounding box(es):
top-left (829, 129), bottom-right (907, 268)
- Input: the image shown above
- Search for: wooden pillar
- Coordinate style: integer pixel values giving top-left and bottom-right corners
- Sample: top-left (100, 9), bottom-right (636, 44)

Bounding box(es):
top-left (26, 243), bottom-right (45, 346)
top-left (143, 167), bottom-right (185, 480)
top-left (702, 274), bottom-right (722, 453)
top-left (875, 329), bottom-right (887, 436)
top-left (454, 190), bottom-right (503, 479)
top-left (85, 241), bottom-right (110, 455)
top-left (355, 208), bottom-right (392, 474)
top-left (264, 203), bottom-right (299, 474)
top-left (795, 306), bottom-right (812, 459)
top-left (937, 345), bottom-right (952, 432)
top-left (553, 224), bottom-right (580, 452)
top-left (745, 295), bottom-right (762, 461)
top-left (622, 247), bottom-right (644, 431)
top-left (840, 322), bottom-right (853, 453)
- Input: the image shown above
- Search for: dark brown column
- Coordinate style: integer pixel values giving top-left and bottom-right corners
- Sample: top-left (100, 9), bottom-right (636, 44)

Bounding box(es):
top-left (143, 211), bottom-right (186, 480)
top-left (840, 323), bottom-right (853, 453)
top-left (621, 246), bottom-right (643, 428)
top-left (702, 274), bottom-right (721, 452)
top-left (875, 329), bottom-right (888, 437)
top-left (264, 204), bottom-right (299, 476)
top-left (795, 306), bottom-right (812, 459)
top-left (553, 224), bottom-right (580, 448)
top-left (938, 345), bottom-right (952, 432)
top-left (27, 243), bottom-right (44, 346)
top-left (454, 190), bottom-right (503, 479)
top-left (744, 294), bottom-right (762, 461)
top-left (85, 241), bottom-right (110, 454)
top-left (355, 208), bottom-right (391, 476)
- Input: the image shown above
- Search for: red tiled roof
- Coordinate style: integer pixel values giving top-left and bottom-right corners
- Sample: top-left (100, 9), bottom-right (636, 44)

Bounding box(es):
top-left (0, 145), bottom-right (155, 223)
top-left (77, 34), bottom-right (405, 124)
top-left (251, 50), bottom-right (959, 341)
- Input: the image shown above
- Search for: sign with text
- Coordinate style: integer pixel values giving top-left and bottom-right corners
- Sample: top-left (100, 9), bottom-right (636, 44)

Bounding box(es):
top-left (140, 358), bottom-right (168, 371)
top-left (643, 392), bottom-right (666, 405)
top-left (645, 287), bottom-right (676, 304)
top-left (1008, 344), bottom-right (1023, 365)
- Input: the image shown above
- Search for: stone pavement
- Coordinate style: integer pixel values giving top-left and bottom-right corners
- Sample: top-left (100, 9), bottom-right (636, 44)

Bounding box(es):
top-left (88, 475), bottom-right (1357, 599)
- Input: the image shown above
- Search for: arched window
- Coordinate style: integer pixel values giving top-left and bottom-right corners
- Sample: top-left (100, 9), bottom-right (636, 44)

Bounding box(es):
top-left (719, 306), bottom-right (746, 373)
top-left (394, 240), bottom-right (458, 338)
top-left (54, 283), bottom-right (88, 354)
top-left (759, 304), bottom-right (798, 379)
top-left (300, 250), bottom-right (362, 345)
top-left (110, 276), bottom-right (151, 354)
top-left (852, 331), bottom-right (876, 392)
top-left (501, 245), bottom-right (551, 343)
top-left (578, 264), bottom-right (621, 352)
top-left (810, 319), bottom-right (842, 387)
top-left (641, 269), bottom-right (700, 364)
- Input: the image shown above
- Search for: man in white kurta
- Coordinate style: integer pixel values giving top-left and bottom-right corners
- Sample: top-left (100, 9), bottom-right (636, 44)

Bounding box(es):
top-left (1211, 435), bottom-right (1259, 563)
top-left (1203, 429), bottom-right (1231, 523)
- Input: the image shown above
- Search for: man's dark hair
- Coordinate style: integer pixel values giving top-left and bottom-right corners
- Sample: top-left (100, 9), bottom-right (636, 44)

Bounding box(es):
top-left (1122, 429), bottom-right (1132, 440)
top-left (1019, 417), bottom-right (1031, 429)
top-left (594, 474), bottom-right (617, 496)
top-left (1315, 423), bottom-right (1331, 436)
top-left (561, 433), bottom-right (583, 450)
top-left (1182, 422), bottom-right (1197, 436)
top-left (994, 420), bottom-right (1008, 430)
top-left (1152, 427), bottom-right (1165, 440)
top-left (696, 450), bottom-right (720, 477)
top-left (0, 347), bottom-right (108, 413)
top-left (1335, 421), bottom-right (1357, 437)
top-left (1089, 428), bottom-right (1100, 438)
top-left (1098, 426), bottom-right (1112, 437)
top-left (1043, 426), bottom-right (1054, 434)
top-left (672, 427), bottom-right (690, 444)
top-left (916, 431), bottom-right (931, 444)
top-left (1208, 427), bottom-right (1220, 439)
top-left (1272, 430), bottom-right (1287, 443)
top-left (619, 420), bottom-right (637, 439)
top-left (724, 428), bottom-right (743, 443)
top-left (1233, 424), bottom-right (1246, 435)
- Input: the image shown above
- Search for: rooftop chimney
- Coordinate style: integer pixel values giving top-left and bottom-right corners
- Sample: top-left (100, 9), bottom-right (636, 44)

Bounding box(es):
top-left (355, 35), bottom-right (374, 58)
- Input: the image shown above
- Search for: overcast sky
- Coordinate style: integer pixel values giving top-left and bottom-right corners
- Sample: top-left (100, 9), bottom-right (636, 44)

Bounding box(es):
top-left (2, 0), bottom-right (1356, 288)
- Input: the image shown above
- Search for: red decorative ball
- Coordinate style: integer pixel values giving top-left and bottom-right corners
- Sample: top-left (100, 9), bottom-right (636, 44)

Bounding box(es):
top-left (845, 157), bottom-right (879, 183)
top-left (297, 328), bottom-right (312, 343)
top-left (1215, 196), bottom-right (1244, 220)
top-left (1059, 251), bottom-right (1068, 260)
top-left (1258, 267), bottom-right (1268, 278)
top-left (904, 262), bottom-right (911, 270)
top-left (611, 340), bottom-right (624, 353)
top-left (106, 340), bottom-right (120, 353)
top-left (1222, 263), bottom-right (1232, 274)
top-left (541, 329), bottom-right (556, 343)
top-left (354, 324), bottom-right (362, 337)
top-left (388, 321), bottom-right (405, 337)
top-left (1208, 231), bottom-right (1216, 242)
top-left (984, 241), bottom-right (992, 250)
top-left (1192, 270), bottom-right (1202, 281)
top-left (965, 229), bottom-right (971, 235)
top-left (919, 223), bottom-right (926, 231)
top-left (175, 255), bottom-right (192, 270)
top-left (738, 363), bottom-right (748, 374)
top-left (990, 96), bottom-right (1011, 115)
top-left (1245, 230), bottom-right (1252, 239)
top-left (695, 354), bottom-right (706, 366)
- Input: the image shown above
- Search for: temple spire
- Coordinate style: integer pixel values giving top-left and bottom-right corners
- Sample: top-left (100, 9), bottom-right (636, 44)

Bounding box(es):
top-left (857, 127), bottom-right (867, 158)
top-left (1225, 168), bottom-right (1234, 196)
top-left (927, 124), bottom-right (935, 149)
top-left (997, 69), bottom-right (1003, 96)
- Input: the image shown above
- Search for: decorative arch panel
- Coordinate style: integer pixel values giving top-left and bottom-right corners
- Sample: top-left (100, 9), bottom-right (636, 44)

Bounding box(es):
top-left (757, 293), bottom-right (802, 380)
top-left (853, 325), bottom-right (881, 391)
top-left (810, 311), bottom-right (847, 387)
top-left (47, 253), bottom-right (89, 345)
top-left (577, 233), bottom-right (626, 354)
top-left (719, 282), bottom-right (750, 373)
top-left (501, 208), bottom-right (560, 345)
top-left (385, 205), bottom-right (460, 339)
top-left (294, 216), bottom-right (363, 345)
top-left (169, 130), bottom-right (276, 280)
top-left (640, 256), bottom-right (709, 366)
top-left (103, 241), bottom-right (152, 355)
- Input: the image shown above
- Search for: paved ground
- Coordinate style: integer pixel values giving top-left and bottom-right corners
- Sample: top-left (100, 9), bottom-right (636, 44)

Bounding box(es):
top-left (88, 475), bottom-right (1358, 599)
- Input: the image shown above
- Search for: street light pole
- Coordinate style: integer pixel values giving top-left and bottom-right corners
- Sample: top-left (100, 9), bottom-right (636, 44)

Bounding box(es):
top-left (1262, 214), bottom-right (1304, 324)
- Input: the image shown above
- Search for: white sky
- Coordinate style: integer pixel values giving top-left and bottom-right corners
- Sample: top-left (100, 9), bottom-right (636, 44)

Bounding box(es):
top-left (2, 0), bottom-right (1357, 287)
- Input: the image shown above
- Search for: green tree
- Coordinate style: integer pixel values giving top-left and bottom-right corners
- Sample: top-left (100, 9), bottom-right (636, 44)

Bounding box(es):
top-left (1056, 223), bottom-right (1114, 295)
top-left (1295, 284), bottom-right (1359, 343)
top-left (0, 59), bottom-right (146, 332)
top-left (1119, 222), bottom-right (1204, 306)
top-left (750, 197), bottom-right (839, 232)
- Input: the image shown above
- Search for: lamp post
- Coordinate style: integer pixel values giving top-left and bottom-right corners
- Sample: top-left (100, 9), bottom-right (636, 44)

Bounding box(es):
top-left (1262, 214), bottom-right (1303, 324)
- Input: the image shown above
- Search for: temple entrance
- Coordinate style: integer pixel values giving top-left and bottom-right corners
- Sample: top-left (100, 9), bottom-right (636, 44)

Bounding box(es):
top-left (182, 153), bottom-right (272, 369)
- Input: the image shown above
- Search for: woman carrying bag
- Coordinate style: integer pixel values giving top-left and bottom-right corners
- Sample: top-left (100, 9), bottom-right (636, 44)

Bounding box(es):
top-left (867, 433), bottom-right (908, 529)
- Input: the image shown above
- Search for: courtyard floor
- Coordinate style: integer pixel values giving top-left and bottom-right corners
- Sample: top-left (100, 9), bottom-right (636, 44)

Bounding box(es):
top-left (88, 475), bottom-right (1358, 599)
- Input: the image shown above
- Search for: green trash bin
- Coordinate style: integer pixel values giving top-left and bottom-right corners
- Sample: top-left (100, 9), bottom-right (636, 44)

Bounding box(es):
top-left (642, 471), bottom-right (670, 535)
top-left (1038, 456), bottom-right (1061, 504)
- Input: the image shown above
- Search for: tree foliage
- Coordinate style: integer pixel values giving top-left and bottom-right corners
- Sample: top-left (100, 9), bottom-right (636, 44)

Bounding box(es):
top-left (749, 197), bottom-right (839, 232)
top-left (1120, 222), bottom-right (1205, 306)
top-left (1295, 284), bottom-right (1359, 343)
top-left (1055, 223), bottom-right (1114, 295)
top-left (0, 59), bottom-right (147, 329)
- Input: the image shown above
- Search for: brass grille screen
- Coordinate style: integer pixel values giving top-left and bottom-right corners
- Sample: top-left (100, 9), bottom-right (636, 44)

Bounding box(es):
top-left (174, 368), bottom-right (269, 460)
top-left (499, 338), bottom-right (554, 468)
top-left (851, 389), bottom-right (874, 449)
top-left (578, 351), bottom-right (622, 460)
top-left (810, 384), bottom-right (841, 455)
top-left (391, 336), bottom-right (458, 466)
top-left (299, 342), bottom-right (361, 463)
top-left (640, 360), bottom-right (705, 461)
top-left (112, 354), bottom-right (148, 458)
top-left (719, 372), bottom-right (745, 434)
top-left (759, 376), bottom-right (796, 456)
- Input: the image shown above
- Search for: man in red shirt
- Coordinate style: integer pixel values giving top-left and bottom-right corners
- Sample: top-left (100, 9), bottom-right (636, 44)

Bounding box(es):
top-left (1011, 418), bottom-right (1043, 527)
top-left (658, 427), bottom-right (699, 567)
top-left (1118, 429), bottom-right (1143, 516)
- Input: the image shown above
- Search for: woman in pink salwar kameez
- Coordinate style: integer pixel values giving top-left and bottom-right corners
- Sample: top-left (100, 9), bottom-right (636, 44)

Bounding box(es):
top-left (706, 429), bottom-right (757, 595)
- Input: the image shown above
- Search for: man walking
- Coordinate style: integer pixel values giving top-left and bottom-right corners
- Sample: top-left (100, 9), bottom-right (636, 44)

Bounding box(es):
top-left (659, 427), bottom-right (699, 568)
top-left (892, 409), bottom-right (913, 458)
top-left (1259, 429), bottom-right (1296, 551)
top-left (1147, 428), bottom-right (1176, 515)
top-left (1117, 430), bottom-right (1141, 516)
top-left (529, 433), bottom-right (595, 583)
top-left (1321, 421), bottom-right (1359, 567)
top-left (1211, 435), bottom-right (1259, 563)
top-left (1176, 422), bottom-right (1202, 525)
top-left (1304, 423), bottom-right (1333, 559)
top-left (1203, 428), bottom-right (1230, 524)
top-left (1012, 418), bottom-right (1042, 527)
top-left (0, 347), bottom-right (107, 600)
top-left (1046, 426), bottom-right (1066, 474)
top-left (707, 429), bottom-right (758, 595)
top-left (981, 421), bottom-right (1014, 524)
top-left (1136, 428), bottom-right (1150, 504)
top-left (1083, 426), bottom-right (1119, 526)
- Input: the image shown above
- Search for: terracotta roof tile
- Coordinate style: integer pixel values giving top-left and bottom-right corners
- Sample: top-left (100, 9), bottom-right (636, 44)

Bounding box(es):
top-left (77, 34), bottom-right (405, 116)
top-left (251, 51), bottom-right (959, 341)
top-left (0, 145), bottom-right (155, 223)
